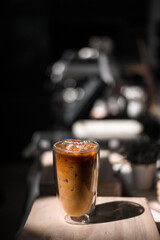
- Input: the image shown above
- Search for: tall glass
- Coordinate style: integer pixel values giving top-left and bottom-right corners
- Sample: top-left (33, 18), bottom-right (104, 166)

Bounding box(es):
top-left (53, 139), bottom-right (99, 224)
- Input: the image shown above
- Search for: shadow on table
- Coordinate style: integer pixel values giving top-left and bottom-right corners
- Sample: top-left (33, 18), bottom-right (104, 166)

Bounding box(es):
top-left (89, 201), bottom-right (144, 224)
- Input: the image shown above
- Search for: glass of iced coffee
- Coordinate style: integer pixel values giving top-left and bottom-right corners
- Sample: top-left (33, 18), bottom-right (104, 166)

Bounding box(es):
top-left (53, 139), bottom-right (99, 224)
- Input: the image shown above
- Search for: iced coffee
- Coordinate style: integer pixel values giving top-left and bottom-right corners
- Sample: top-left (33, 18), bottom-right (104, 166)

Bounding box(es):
top-left (54, 139), bottom-right (99, 223)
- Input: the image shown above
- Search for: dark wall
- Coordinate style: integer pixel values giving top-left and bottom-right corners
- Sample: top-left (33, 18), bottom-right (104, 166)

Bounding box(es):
top-left (2, 1), bottom-right (51, 160)
top-left (2, 0), bottom-right (150, 161)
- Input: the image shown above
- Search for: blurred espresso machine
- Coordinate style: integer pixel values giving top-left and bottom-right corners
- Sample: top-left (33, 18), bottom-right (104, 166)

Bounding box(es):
top-left (44, 36), bottom-right (159, 134)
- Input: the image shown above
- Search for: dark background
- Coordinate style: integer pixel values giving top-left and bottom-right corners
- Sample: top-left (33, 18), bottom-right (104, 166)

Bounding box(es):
top-left (2, 0), bottom-right (156, 161)
top-left (1, 0), bottom-right (160, 239)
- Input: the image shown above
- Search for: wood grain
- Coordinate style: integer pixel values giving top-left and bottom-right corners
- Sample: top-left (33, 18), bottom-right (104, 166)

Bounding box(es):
top-left (19, 196), bottom-right (160, 240)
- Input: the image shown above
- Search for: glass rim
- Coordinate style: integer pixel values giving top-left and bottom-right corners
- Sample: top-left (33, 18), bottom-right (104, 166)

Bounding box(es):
top-left (53, 139), bottom-right (99, 153)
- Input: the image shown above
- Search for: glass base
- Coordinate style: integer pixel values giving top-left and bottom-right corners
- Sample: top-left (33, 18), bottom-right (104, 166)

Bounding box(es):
top-left (64, 214), bottom-right (90, 225)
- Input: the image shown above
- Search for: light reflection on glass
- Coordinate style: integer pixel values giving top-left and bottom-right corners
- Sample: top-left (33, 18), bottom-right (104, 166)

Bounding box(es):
top-left (51, 61), bottom-right (66, 82)
top-left (78, 47), bottom-right (99, 60)
top-left (62, 87), bottom-right (85, 103)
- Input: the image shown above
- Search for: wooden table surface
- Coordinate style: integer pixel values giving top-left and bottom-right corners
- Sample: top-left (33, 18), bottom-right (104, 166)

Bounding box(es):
top-left (19, 196), bottom-right (160, 240)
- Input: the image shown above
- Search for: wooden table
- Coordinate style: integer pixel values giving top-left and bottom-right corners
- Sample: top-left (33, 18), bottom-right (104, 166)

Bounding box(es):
top-left (19, 196), bottom-right (160, 240)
